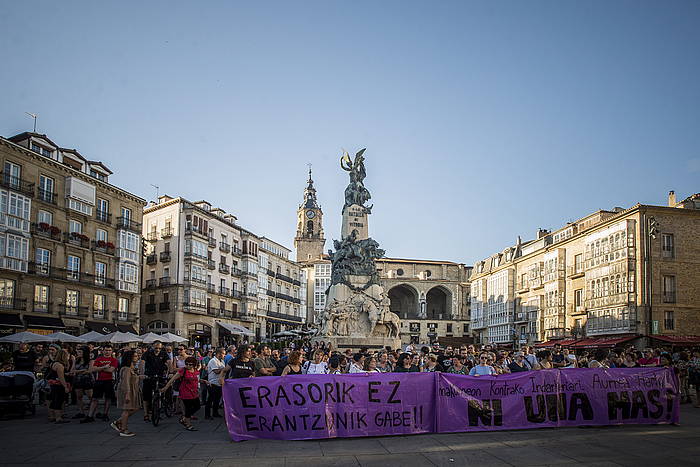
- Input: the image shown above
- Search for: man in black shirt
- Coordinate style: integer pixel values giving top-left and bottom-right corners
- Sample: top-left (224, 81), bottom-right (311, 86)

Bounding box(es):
top-left (141, 340), bottom-right (171, 421)
top-left (12, 342), bottom-right (38, 373)
top-left (551, 343), bottom-right (567, 368)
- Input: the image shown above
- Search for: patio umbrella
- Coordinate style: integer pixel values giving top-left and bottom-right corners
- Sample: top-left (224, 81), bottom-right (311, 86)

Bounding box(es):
top-left (140, 332), bottom-right (167, 343)
top-left (0, 331), bottom-right (47, 343)
top-left (78, 331), bottom-right (104, 342)
top-left (45, 332), bottom-right (86, 343)
top-left (273, 331), bottom-right (297, 338)
top-left (95, 331), bottom-right (143, 344)
top-left (161, 332), bottom-right (187, 343)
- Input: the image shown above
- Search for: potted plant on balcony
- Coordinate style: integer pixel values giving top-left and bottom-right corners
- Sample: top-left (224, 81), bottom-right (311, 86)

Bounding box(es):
top-left (106, 242), bottom-right (115, 249)
top-left (49, 226), bottom-right (60, 235)
top-left (97, 240), bottom-right (107, 248)
top-left (38, 222), bottom-right (50, 231)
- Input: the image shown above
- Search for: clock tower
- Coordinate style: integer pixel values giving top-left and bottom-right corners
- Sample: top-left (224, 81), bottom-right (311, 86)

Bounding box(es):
top-left (294, 167), bottom-right (325, 262)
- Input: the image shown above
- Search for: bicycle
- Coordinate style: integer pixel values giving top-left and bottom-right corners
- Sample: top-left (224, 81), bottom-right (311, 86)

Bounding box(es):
top-left (149, 376), bottom-right (173, 427)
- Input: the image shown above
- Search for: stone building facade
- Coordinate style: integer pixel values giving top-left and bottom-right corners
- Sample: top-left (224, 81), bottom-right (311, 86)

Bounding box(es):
top-left (141, 196), bottom-right (258, 346)
top-left (470, 191), bottom-right (700, 347)
top-left (258, 237), bottom-right (305, 337)
top-left (0, 133), bottom-right (144, 336)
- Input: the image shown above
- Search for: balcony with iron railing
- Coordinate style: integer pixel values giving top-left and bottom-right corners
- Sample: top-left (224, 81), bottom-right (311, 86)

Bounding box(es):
top-left (231, 290), bottom-right (242, 299)
top-left (145, 232), bottom-right (159, 242)
top-left (95, 210), bottom-right (112, 225)
top-left (231, 268), bottom-right (242, 276)
top-left (145, 279), bottom-right (157, 289)
top-left (37, 188), bottom-right (57, 204)
top-left (64, 232), bottom-right (90, 249)
top-left (277, 273), bottom-right (295, 285)
top-left (208, 236), bottom-right (217, 248)
top-left (266, 310), bottom-right (303, 323)
top-left (219, 242), bottom-right (231, 253)
top-left (219, 263), bottom-right (230, 274)
top-left (146, 253), bottom-right (157, 265)
top-left (0, 297), bottom-right (27, 311)
top-left (1, 172), bottom-right (35, 197)
top-left (33, 301), bottom-right (52, 313)
top-left (92, 309), bottom-right (109, 320)
top-left (183, 302), bottom-right (207, 314)
top-left (267, 268), bottom-right (276, 277)
top-left (91, 240), bottom-right (116, 255)
top-left (145, 303), bottom-right (157, 313)
top-left (58, 304), bottom-right (89, 317)
top-left (160, 251), bottom-right (171, 262)
top-left (207, 283), bottom-right (216, 293)
top-left (232, 246), bottom-right (242, 256)
top-left (267, 290), bottom-right (276, 297)
top-left (242, 269), bottom-right (256, 278)
top-left (205, 259), bottom-right (214, 270)
top-left (115, 312), bottom-right (138, 323)
top-left (116, 217), bottom-right (141, 233)
top-left (159, 277), bottom-right (172, 287)
top-left (185, 225), bottom-right (208, 239)
top-left (31, 222), bottom-right (62, 241)
top-left (161, 227), bottom-right (174, 238)
top-left (28, 263), bottom-right (116, 289)
top-left (219, 286), bottom-right (230, 296)
top-left (159, 302), bottom-right (171, 312)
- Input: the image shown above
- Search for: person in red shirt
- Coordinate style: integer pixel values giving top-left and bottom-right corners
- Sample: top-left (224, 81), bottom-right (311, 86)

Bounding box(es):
top-left (638, 349), bottom-right (660, 367)
top-left (161, 356), bottom-right (201, 431)
top-left (80, 345), bottom-right (118, 424)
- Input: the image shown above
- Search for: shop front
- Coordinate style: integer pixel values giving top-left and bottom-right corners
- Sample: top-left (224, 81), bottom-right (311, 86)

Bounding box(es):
top-left (217, 321), bottom-right (254, 347)
top-left (0, 313), bottom-right (23, 336)
top-left (187, 323), bottom-right (212, 349)
top-left (85, 321), bottom-right (118, 335)
top-left (24, 315), bottom-right (65, 335)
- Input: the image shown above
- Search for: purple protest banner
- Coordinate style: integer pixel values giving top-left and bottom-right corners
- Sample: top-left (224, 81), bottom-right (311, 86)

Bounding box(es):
top-left (222, 372), bottom-right (435, 441)
top-left (437, 368), bottom-right (680, 433)
top-left (223, 368), bottom-right (679, 441)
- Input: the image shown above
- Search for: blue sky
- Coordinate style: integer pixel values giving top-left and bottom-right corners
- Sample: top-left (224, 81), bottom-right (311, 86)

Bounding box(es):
top-left (1, 1), bottom-right (698, 265)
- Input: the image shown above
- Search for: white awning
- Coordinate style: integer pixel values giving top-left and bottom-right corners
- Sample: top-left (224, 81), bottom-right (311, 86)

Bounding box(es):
top-left (217, 322), bottom-right (254, 336)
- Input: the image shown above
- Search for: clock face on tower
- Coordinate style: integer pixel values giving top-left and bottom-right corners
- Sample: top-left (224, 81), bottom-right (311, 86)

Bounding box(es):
top-left (306, 210), bottom-right (316, 219)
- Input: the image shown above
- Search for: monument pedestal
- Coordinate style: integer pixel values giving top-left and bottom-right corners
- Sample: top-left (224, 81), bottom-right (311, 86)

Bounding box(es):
top-left (313, 335), bottom-right (401, 352)
top-left (341, 204), bottom-right (369, 240)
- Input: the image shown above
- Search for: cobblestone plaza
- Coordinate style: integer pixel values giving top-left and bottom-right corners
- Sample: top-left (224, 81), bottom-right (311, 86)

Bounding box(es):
top-left (2, 404), bottom-right (698, 466)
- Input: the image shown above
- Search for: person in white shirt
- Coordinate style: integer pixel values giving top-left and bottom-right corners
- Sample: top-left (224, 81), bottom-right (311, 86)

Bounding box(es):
top-left (349, 353), bottom-right (366, 373)
top-left (303, 350), bottom-right (329, 374)
top-left (205, 348), bottom-right (226, 420)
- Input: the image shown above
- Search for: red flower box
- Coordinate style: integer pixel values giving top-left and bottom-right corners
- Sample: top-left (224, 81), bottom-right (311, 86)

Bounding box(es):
top-left (49, 226), bottom-right (60, 235)
top-left (106, 242), bottom-right (115, 249)
top-left (38, 222), bottom-right (50, 231)
top-left (97, 240), bottom-right (107, 248)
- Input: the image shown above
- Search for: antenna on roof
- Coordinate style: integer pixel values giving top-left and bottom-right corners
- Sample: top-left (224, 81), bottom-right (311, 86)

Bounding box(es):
top-left (150, 184), bottom-right (159, 200)
top-left (25, 112), bottom-right (37, 132)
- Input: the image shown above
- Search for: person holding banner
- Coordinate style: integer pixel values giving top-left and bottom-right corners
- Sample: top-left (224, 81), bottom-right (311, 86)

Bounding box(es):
top-left (223, 345), bottom-right (255, 380)
top-left (281, 351), bottom-right (303, 376)
top-left (394, 353), bottom-right (419, 373)
top-left (448, 355), bottom-right (469, 375)
top-left (468, 354), bottom-right (496, 376)
top-left (349, 353), bottom-right (366, 373)
top-left (303, 350), bottom-right (328, 374)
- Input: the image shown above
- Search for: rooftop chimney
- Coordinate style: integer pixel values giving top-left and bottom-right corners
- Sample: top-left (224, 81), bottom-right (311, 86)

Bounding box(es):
top-left (536, 228), bottom-right (550, 239)
top-left (668, 190), bottom-right (676, 207)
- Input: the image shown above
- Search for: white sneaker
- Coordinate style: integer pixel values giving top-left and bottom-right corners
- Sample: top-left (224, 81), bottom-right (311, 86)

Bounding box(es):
top-left (119, 431), bottom-right (135, 437)
top-left (110, 420), bottom-right (121, 432)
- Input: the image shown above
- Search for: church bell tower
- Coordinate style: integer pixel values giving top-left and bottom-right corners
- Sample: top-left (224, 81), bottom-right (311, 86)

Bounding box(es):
top-left (294, 167), bottom-right (325, 262)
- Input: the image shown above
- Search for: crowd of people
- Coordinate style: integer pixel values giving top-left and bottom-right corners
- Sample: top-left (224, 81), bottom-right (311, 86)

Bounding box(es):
top-left (3, 339), bottom-right (699, 437)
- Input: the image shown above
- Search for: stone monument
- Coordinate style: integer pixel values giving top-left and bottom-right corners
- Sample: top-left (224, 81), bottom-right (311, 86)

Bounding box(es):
top-left (313, 149), bottom-right (401, 350)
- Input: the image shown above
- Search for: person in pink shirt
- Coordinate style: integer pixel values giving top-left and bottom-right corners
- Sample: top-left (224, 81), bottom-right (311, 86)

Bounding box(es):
top-left (161, 356), bottom-right (201, 431)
